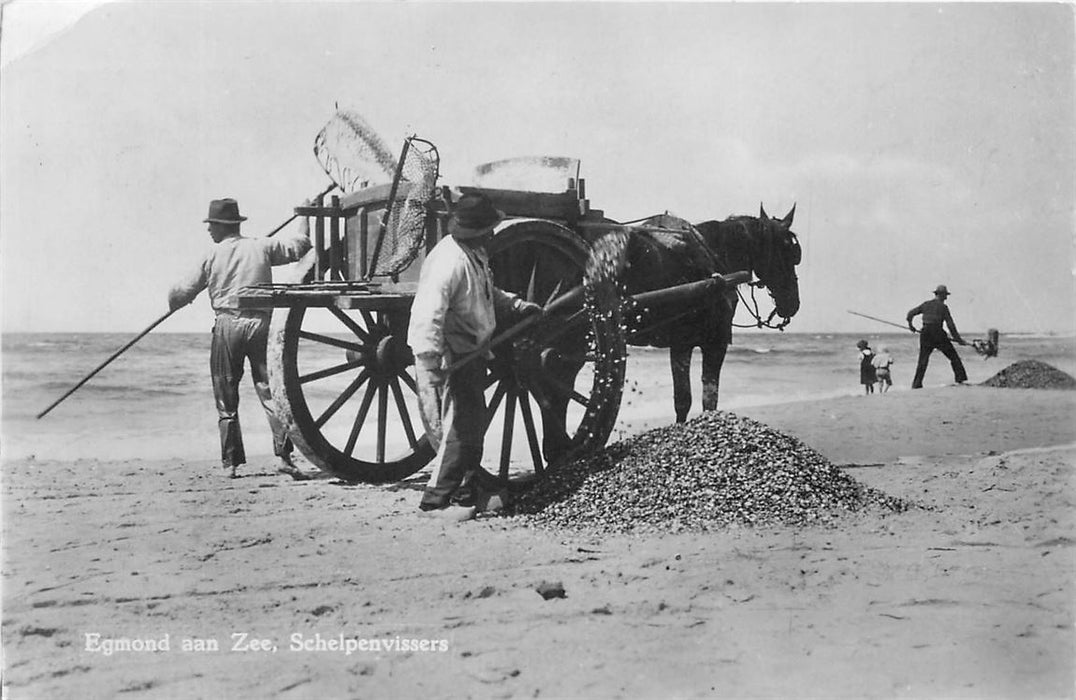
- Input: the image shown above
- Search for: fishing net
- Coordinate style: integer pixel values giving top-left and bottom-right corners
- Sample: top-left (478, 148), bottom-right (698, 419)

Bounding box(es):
top-left (313, 110), bottom-right (396, 192)
top-left (313, 110), bottom-right (440, 278)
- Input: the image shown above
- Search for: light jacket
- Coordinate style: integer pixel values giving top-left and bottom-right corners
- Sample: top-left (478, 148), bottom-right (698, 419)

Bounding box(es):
top-left (407, 236), bottom-right (521, 368)
top-left (169, 229), bottom-right (311, 313)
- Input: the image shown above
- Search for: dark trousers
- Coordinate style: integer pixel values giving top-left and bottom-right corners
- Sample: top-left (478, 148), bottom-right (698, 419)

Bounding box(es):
top-left (420, 357), bottom-right (487, 509)
top-left (912, 325), bottom-right (967, 389)
top-left (211, 313), bottom-right (292, 467)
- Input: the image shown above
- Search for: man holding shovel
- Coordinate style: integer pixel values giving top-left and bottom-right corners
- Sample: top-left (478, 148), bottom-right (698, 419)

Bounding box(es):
top-left (906, 284), bottom-right (969, 389)
top-left (408, 193), bottom-right (540, 521)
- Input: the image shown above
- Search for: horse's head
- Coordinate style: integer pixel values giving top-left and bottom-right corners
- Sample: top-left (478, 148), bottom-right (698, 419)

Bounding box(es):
top-left (753, 203), bottom-right (802, 322)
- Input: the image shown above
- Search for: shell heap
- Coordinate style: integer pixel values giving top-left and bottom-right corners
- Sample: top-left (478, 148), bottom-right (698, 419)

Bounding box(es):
top-left (980, 360), bottom-right (1076, 390)
top-left (512, 411), bottom-right (910, 534)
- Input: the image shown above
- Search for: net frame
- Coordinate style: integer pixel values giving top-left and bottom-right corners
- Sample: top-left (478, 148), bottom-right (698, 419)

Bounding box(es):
top-left (369, 136), bottom-right (440, 278)
top-left (313, 110), bottom-right (441, 278)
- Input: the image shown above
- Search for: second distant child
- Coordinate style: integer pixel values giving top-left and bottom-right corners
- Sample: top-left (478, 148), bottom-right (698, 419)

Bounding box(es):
top-left (873, 346), bottom-right (894, 393)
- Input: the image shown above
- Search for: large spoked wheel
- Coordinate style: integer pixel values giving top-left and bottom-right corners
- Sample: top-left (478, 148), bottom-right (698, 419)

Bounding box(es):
top-left (266, 219), bottom-right (626, 487)
top-left (479, 220), bottom-right (626, 489)
top-left (268, 302), bottom-right (434, 483)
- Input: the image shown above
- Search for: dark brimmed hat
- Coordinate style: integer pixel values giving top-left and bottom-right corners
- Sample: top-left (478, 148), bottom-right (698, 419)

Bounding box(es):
top-left (856, 339), bottom-right (869, 349)
top-left (447, 193), bottom-right (504, 240)
top-left (204, 198), bottom-right (247, 224)
top-left (933, 284), bottom-right (950, 296)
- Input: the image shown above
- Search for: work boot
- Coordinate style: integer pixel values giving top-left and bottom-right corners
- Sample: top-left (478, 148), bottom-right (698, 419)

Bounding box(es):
top-left (476, 488), bottom-right (510, 514)
top-left (418, 504), bottom-right (477, 523)
top-left (277, 455), bottom-right (311, 481)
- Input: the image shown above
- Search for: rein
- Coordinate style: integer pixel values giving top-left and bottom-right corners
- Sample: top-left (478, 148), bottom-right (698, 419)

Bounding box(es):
top-left (733, 282), bottom-right (791, 330)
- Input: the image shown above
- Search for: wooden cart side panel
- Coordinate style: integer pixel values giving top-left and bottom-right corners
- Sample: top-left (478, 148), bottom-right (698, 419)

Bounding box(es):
top-left (456, 186), bottom-right (584, 222)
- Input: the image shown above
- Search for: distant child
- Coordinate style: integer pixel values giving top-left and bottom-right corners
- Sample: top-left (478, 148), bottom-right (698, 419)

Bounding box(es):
top-left (872, 346), bottom-right (894, 393)
top-left (857, 339), bottom-right (876, 394)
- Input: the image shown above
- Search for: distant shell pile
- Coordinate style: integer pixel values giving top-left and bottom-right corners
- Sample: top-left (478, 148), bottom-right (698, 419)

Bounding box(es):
top-left (511, 411), bottom-right (910, 534)
top-left (980, 360), bottom-right (1076, 390)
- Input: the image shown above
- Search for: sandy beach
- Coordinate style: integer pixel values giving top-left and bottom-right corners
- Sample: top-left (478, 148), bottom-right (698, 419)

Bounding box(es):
top-left (6, 2), bottom-right (1076, 698)
top-left (3, 383), bottom-right (1074, 699)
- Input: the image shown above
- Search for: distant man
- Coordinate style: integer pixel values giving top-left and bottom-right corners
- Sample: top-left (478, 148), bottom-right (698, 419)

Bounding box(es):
top-left (169, 198), bottom-right (312, 479)
top-left (407, 193), bottom-right (540, 522)
top-left (906, 284), bottom-right (968, 389)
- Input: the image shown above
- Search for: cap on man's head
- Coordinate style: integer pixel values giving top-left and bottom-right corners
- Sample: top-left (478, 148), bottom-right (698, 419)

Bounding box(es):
top-left (204, 198), bottom-right (247, 224)
top-left (933, 284), bottom-right (950, 296)
top-left (856, 339), bottom-right (869, 349)
top-left (447, 193), bottom-right (504, 240)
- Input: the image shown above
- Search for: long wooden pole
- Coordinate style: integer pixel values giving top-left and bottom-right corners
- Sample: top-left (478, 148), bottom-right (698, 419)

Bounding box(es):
top-left (445, 270), bottom-right (751, 374)
top-left (848, 309), bottom-right (976, 347)
top-left (445, 286), bottom-right (585, 373)
top-left (36, 308), bottom-right (180, 419)
top-left (847, 309), bottom-right (912, 332)
top-left (36, 183), bottom-right (337, 420)
top-left (264, 182), bottom-right (337, 239)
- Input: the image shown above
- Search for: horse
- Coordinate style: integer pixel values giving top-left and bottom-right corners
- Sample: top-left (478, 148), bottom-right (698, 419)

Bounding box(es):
top-left (620, 204), bottom-right (802, 422)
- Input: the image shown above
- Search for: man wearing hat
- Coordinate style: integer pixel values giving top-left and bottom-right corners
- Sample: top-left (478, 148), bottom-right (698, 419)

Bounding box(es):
top-left (408, 192), bottom-right (541, 521)
top-left (168, 198), bottom-right (312, 479)
top-left (906, 284), bottom-right (968, 389)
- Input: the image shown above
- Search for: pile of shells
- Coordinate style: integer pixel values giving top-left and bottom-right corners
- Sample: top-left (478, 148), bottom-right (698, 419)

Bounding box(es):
top-left (980, 360), bottom-right (1076, 390)
top-left (511, 411), bottom-right (910, 534)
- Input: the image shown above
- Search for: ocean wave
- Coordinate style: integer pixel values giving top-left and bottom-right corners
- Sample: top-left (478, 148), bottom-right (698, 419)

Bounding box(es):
top-left (727, 345), bottom-right (774, 355)
top-left (1003, 332), bottom-right (1076, 340)
top-left (34, 381), bottom-right (190, 398)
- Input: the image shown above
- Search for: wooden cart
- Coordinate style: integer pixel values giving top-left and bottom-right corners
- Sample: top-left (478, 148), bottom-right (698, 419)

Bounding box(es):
top-left (238, 155), bottom-right (743, 486)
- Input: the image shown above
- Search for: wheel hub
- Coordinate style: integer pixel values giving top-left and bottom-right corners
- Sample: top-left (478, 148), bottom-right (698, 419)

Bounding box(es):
top-left (342, 326), bottom-right (411, 377)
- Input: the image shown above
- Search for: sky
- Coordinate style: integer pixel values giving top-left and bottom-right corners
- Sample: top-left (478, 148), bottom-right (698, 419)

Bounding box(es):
top-left (1, 0), bottom-right (1074, 335)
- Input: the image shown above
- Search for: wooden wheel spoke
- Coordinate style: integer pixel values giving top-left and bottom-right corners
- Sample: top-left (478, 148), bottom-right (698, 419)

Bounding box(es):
top-left (298, 329), bottom-right (364, 353)
top-left (498, 389), bottom-right (517, 480)
top-left (328, 306), bottom-right (371, 342)
top-left (376, 383), bottom-right (388, 463)
top-left (525, 261), bottom-right (539, 302)
top-left (517, 389), bottom-right (544, 474)
top-left (542, 374), bottom-right (590, 408)
top-left (299, 358), bottom-right (365, 384)
top-left (544, 279), bottom-right (564, 306)
top-left (483, 382), bottom-right (509, 432)
top-left (389, 377), bottom-right (418, 448)
top-left (397, 369), bottom-right (418, 395)
top-left (315, 369), bottom-right (370, 427)
top-left (360, 310), bottom-right (377, 329)
top-left (344, 381), bottom-right (378, 456)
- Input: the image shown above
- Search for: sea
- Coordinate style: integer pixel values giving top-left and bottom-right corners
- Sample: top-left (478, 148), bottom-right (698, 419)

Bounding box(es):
top-left (3, 331), bottom-right (1074, 464)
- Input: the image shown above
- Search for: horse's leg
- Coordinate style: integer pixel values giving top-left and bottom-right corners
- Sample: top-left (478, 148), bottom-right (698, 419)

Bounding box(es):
top-left (701, 341), bottom-right (728, 411)
top-left (538, 395), bottom-right (572, 464)
top-left (670, 345), bottom-right (693, 423)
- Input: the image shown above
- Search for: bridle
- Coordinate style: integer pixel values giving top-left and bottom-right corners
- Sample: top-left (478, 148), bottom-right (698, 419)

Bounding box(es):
top-left (731, 227), bottom-right (799, 331)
